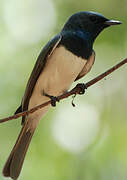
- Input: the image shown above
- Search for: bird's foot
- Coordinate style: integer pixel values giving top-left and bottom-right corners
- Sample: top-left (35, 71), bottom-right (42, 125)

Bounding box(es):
top-left (71, 83), bottom-right (87, 107)
top-left (43, 91), bottom-right (59, 107)
top-left (75, 83), bottom-right (87, 95)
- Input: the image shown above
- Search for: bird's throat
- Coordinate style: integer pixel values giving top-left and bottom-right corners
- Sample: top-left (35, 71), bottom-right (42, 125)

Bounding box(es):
top-left (60, 30), bottom-right (94, 59)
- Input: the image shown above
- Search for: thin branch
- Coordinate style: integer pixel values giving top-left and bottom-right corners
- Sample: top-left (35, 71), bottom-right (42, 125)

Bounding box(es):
top-left (0, 58), bottom-right (127, 123)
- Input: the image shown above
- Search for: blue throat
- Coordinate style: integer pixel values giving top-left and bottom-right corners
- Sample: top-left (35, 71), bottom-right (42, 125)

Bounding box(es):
top-left (60, 30), bottom-right (94, 59)
top-left (75, 30), bottom-right (93, 43)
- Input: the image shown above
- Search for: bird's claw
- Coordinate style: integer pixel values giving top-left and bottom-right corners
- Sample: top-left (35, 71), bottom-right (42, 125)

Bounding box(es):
top-left (49, 96), bottom-right (59, 106)
top-left (43, 91), bottom-right (59, 107)
top-left (76, 83), bottom-right (87, 95)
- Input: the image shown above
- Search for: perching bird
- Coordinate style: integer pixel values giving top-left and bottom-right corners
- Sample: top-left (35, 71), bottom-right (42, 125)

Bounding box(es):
top-left (3, 11), bottom-right (121, 180)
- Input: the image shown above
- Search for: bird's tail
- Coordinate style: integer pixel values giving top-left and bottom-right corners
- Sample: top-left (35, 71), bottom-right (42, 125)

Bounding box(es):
top-left (2, 122), bottom-right (35, 180)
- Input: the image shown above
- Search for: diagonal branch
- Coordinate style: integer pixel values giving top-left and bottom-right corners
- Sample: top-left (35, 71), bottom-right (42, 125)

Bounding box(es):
top-left (0, 58), bottom-right (127, 123)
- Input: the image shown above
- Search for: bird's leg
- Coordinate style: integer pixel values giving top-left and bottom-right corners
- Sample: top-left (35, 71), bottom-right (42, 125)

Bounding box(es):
top-left (43, 90), bottom-right (59, 107)
top-left (75, 83), bottom-right (87, 94)
top-left (71, 83), bottom-right (87, 107)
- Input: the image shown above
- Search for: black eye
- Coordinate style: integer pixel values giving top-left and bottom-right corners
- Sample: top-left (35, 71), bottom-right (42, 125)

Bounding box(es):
top-left (90, 16), bottom-right (98, 23)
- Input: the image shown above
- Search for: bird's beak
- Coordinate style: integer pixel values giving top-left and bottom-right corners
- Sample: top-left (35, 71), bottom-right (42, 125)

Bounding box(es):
top-left (104, 19), bottom-right (122, 26)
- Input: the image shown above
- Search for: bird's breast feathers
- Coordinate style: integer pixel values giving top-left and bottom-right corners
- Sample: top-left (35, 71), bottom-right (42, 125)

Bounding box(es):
top-left (28, 45), bottom-right (95, 109)
top-left (27, 45), bottom-right (95, 127)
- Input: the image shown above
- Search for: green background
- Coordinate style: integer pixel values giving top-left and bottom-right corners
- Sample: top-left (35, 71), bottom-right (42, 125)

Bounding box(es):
top-left (0, 0), bottom-right (127, 180)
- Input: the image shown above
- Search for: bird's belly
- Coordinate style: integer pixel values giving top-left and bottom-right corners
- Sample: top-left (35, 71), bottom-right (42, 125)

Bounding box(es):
top-left (28, 46), bottom-right (86, 125)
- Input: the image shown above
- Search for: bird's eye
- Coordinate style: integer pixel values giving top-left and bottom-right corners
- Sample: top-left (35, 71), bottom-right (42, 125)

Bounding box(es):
top-left (90, 16), bottom-right (98, 23)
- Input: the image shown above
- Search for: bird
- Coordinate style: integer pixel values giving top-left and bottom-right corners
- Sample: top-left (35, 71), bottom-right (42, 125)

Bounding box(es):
top-left (2, 11), bottom-right (121, 180)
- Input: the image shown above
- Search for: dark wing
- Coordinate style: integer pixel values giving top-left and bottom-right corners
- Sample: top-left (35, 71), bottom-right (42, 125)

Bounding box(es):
top-left (15, 34), bottom-right (62, 124)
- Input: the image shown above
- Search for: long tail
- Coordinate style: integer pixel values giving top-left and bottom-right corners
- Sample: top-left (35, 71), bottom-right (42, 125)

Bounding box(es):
top-left (3, 123), bottom-right (35, 180)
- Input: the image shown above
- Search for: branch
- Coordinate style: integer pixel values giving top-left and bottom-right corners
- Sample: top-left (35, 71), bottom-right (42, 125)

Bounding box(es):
top-left (0, 58), bottom-right (127, 123)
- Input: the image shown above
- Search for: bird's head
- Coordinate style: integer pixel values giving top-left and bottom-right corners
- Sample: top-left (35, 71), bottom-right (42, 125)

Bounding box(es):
top-left (62, 11), bottom-right (121, 41)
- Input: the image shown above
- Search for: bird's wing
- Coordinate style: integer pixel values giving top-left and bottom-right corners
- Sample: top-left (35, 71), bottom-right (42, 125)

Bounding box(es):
top-left (15, 34), bottom-right (62, 124)
top-left (75, 51), bottom-right (95, 81)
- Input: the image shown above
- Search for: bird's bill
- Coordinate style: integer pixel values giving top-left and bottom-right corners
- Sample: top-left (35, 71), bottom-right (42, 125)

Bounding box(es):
top-left (104, 19), bottom-right (122, 26)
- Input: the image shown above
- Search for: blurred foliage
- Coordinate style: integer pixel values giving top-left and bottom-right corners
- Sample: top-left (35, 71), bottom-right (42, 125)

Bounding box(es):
top-left (0, 0), bottom-right (127, 180)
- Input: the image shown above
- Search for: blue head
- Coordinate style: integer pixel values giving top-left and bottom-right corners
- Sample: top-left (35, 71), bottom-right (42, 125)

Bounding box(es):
top-left (62, 11), bottom-right (121, 42)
